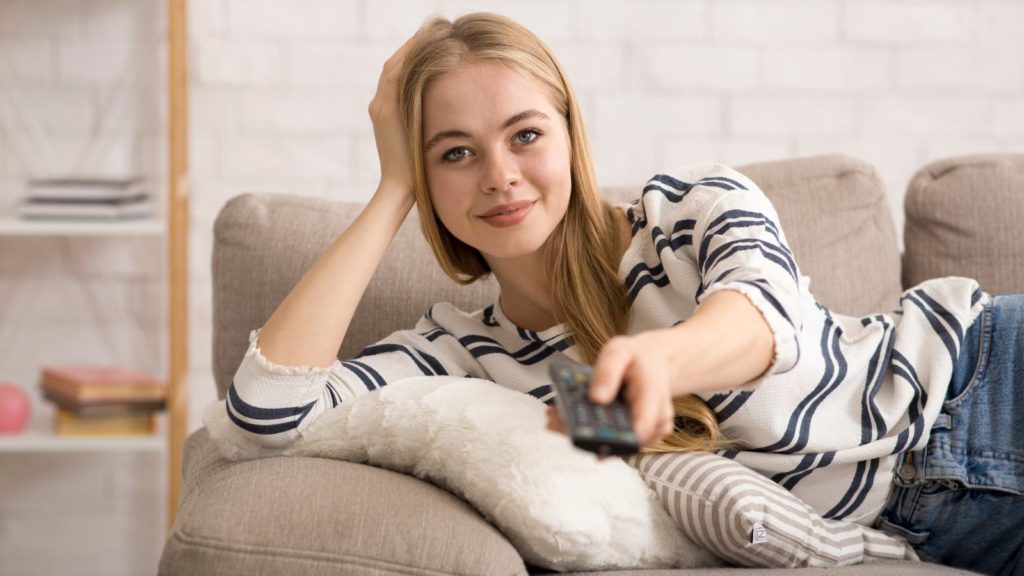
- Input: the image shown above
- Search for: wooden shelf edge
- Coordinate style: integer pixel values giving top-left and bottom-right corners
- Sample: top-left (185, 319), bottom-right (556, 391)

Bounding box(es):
top-left (0, 412), bottom-right (167, 454)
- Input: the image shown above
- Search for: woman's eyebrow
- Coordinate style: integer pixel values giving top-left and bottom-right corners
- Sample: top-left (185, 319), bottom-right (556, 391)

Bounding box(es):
top-left (502, 109), bottom-right (549, 129)
top-left (424, 109), bottom-right (550, 151)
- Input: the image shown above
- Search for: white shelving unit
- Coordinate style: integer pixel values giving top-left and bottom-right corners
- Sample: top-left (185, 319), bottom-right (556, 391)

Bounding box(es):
top-left (0, 0), bottom-right (190, 532)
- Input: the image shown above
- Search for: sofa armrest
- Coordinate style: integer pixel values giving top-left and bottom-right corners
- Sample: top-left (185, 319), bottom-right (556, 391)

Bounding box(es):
top-left (159, 428), bottom-right (527, 576)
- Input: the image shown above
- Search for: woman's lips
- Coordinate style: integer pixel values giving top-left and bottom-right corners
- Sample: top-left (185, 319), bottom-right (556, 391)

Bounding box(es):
top-left (479, 200), bottom-right (536, 228)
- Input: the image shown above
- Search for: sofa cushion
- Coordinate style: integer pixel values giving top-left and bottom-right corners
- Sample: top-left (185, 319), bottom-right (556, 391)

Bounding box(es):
top-left (158, 428), bottom-right (528, 576)
top-left (624, 452), bottom-right (914, 568)
top-left (903, 154), bottom-right (1024, 294)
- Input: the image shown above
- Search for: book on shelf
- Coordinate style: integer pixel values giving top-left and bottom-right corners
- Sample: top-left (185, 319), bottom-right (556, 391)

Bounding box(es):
top-left (18, 176), bottom-right (152, 220)
top-left (41, 386), bottom-right (166, 416)
top-left (24, 176), bottom-right (147, 202)
top-left (39, 365), bottom-right (167, 405)
top-left (53, 408), bottom-right (157, 437)
top-left (17, 195), bottom-right (154, 221)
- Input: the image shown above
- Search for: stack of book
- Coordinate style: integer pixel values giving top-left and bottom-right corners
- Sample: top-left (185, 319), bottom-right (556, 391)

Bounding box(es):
top-left (18, 177), bottom-right (153, 221)
top-left (39, 365), bottom-right (167, 436)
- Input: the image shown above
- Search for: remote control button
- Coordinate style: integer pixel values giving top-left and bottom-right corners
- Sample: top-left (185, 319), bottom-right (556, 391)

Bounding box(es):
top-left (577, 426), bottom-right (595, 438)
top-left (597, 427), bottom-right (617, 439)
top-left (613, 411), bottom-right (631, 429)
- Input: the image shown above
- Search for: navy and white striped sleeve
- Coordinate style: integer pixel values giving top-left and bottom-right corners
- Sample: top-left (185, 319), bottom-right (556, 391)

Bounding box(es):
top-left (224, 313), bottom-right (470, 449)
top-left (687, 165), bottom-right (804, 376)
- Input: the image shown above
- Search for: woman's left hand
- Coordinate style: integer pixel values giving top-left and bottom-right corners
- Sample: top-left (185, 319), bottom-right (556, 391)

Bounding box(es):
top-left (545, 329), bottom-right (678, 454)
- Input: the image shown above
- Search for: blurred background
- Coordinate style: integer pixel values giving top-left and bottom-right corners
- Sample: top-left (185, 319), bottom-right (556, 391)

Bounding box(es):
top-left (0, 0), bottom-right (1022, 574)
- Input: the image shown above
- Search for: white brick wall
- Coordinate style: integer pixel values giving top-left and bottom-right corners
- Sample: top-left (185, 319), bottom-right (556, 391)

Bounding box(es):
top-left (226, 0), bottom-right (358, 39)
top-left (763, 48), bottom-right (890, 91)
top-left (1, 1), bottom-right (1024, 574)
top-left (713, 0), bottom-right (840, 44)
top-left (845, 1), bottom-right (972, 44)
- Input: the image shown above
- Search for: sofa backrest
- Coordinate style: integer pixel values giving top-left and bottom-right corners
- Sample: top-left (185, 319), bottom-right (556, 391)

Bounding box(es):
top-left (903, 154), bottom-right (1024, 295)
top-left (211, 154), bottom-right (902, 398)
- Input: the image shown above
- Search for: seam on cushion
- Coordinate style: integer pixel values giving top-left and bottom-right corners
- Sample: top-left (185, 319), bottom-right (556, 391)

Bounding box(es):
top-left (741, 518), bottom-right (854, 567)
top-left (742, 165), bottom-right (881, 193)
top-left (215, 199), bottom-right (354, 248)
top-left (640, 471), bottom-right (714, 504)
top-left (723, 493), bottom-right (860, 566)
top-left (169, 527), bottom-right (524, 576)
top-left (926, 157), bottom-right (1022, 182)
top-left (915, 158), bottom-right (1024, 202)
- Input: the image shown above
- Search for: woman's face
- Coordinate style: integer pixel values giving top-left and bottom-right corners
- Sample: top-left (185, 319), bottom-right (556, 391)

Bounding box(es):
top-left (422, 60), bottom-right (572, 265)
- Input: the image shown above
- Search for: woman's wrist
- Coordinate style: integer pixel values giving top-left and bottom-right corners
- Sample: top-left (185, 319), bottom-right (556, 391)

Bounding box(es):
top-left (373, 179), bottom-right (416, 211)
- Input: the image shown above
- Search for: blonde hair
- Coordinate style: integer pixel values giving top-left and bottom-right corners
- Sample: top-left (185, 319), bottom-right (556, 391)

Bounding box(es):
top-left (398, 12), bottom-right (728, 454)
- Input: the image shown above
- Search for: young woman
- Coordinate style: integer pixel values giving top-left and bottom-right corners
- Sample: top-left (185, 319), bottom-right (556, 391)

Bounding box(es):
top-left (223, 13), bottom-right (1023, 575)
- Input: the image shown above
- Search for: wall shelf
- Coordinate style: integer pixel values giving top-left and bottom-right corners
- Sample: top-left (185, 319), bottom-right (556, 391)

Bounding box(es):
top-left (0, 412), bottom-right (166, 454)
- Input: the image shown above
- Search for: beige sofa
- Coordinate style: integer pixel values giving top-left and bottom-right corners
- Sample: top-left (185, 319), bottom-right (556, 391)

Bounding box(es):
top-left (159, 154), bottom-right (1023, 575)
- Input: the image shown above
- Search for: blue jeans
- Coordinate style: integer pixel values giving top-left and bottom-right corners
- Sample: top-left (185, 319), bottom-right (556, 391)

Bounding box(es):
top-left (875, 294), bottom-right (1024, 576)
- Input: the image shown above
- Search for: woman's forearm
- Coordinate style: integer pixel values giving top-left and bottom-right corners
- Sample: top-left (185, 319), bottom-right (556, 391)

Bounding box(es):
top-left (664, 289), bottom-right (776, 396)
top-left (256, 185), bottom-right (415, 369)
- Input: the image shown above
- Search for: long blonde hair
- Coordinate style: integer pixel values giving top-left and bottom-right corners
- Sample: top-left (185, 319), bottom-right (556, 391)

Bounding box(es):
top-left (398, 12), bottom-right (727, 453)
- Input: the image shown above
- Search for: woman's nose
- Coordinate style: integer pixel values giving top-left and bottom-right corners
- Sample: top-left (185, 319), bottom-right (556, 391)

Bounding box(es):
top-left (480, 148), bottom-right (520, 193)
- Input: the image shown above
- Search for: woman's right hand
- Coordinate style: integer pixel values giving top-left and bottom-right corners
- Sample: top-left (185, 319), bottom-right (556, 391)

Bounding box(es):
top-left (369, 31), bottom-right (422, 200)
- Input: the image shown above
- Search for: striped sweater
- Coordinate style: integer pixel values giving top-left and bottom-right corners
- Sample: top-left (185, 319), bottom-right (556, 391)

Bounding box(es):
top-left (224, 162), bottom-right (987, 525)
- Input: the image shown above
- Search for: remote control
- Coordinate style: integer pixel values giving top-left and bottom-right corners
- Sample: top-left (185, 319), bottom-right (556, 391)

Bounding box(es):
top-left (548, 362), bottom-right (640, 456)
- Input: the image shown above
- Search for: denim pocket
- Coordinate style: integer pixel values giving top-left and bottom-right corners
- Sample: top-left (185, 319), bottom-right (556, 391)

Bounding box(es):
top-left (917, 478), bottom-right (961, 500)
top-left (946, 302), bottom-right (996, 407)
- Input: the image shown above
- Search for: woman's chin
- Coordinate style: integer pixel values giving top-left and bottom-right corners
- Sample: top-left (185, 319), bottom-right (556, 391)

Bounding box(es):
top-left (477, 240), bottom-right (548, 264)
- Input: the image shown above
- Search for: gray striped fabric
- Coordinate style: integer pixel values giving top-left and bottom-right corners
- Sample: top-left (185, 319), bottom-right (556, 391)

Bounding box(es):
top-left (622, 452), bottom-right (916, 568)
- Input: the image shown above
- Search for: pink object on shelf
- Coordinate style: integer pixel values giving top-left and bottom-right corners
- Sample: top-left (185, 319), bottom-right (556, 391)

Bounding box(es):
top-left (0, 382), bottom-right (31, 434)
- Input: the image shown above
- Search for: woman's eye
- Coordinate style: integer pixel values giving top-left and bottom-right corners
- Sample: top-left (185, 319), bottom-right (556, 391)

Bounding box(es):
top-left (442, 147), bottom-right (470, 162)
top-left (515, 129), bottom-right (540, 144)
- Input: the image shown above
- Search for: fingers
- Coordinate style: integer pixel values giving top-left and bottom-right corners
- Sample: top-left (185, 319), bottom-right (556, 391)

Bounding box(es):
top-left (554, 334), bottom-right (680, 454)
top-left (592, 335), bottom-right (676, 448)
top-left (620, 362), bottom-right (672, 447)
top-left (382, 26), bottom-right (428, 75)
top-left (546, 405), bottom-right (619, 464)
top-left (545, 405), bottom-right (566, 435)
top-left (589, 336), bottom-right (631, 404)
top-left (369, 30), bottom-right (424, 194)
top-left (373, 30), bottom-right (424, 108)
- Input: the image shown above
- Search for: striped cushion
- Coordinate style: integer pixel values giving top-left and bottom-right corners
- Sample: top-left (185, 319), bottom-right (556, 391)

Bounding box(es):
top-left (623, 452), bottom-right (917, 568)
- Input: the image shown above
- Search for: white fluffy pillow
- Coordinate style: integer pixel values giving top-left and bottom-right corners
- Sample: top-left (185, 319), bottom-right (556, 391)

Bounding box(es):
top-left (204, 375), bottom-right (720, 572)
